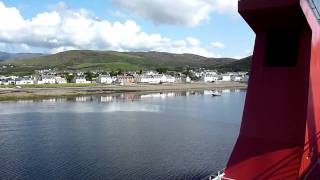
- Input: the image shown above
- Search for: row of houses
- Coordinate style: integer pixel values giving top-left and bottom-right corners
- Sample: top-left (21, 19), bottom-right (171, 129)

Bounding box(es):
top-left (96, 74), bottom-right (178, 85)
top-left (0, 74), bottom-right (178, 86)
top-left (201, 72), bottom-right (249, 83)
top-left (0, 76), bottom-right (68, 85)
top-left (0, 71), bottom-right (248, 86)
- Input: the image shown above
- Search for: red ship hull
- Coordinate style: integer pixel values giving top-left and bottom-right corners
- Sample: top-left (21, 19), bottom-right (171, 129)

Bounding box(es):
top-left (224, 0), bottom-right (320, 179)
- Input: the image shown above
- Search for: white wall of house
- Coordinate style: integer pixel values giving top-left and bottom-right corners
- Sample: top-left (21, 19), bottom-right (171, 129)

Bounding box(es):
top-left (55, 77), bottom-right (67, 84)
top-left (137, 74), bottom-right (175, 84)
top-left (139, 75), bottom-right (161, 84)
top-left (221, 75), bottom-right (231, 82)
top-left (183, 76), bottom-right (191, 83)
top-left (202, 75), bottom-right (218, 83)
top-left (37, 78), bottom-right (56, 84)
top-left (16, 79), bottom-right (34, 85)
top-left (233, 76), bottom-right (243, 82)
top-left (96, 75), bottom-right (113, 84)
top-left (166, 76), bottom-right (176, 83)
top-left (73, 78), bottom-right (91, 84)
top-left (160, 75), bottom-right (167, 83)
top-left (205, 71), bottom-right (218, 76)
top-left (8, 80), bottom-right (15, 85)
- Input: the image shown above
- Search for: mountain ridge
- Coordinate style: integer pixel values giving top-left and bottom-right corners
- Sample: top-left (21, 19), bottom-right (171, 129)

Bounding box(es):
top-left (0, 51), bottom-right (44, 61)
top-left (0, 50), bottom-right (252, 75)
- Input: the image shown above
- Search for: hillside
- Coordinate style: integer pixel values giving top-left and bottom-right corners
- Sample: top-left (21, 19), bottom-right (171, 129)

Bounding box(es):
top-left (126, 51), bottom-right (236, 68)
top-left (0, 50), bottom-right (252, 75)
top-left (216, 56), bottom-right (252, 72)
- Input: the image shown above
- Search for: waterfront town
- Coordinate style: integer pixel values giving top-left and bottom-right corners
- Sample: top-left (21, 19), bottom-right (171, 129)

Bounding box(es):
top-left (0, 69), bottom-right (249, 86)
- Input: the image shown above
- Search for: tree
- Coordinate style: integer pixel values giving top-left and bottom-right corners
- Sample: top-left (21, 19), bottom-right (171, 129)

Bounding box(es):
top-left (182, 68), bottom-right (192, 77)
top-left (110, 71), bottom-right (117, 77)
top-left (156, 67), bottom-right (168, 74)
top-left (65, 73), bottom-right (75, 83)
top-left (117, 69), bottom-right (123, 75)
top-left (85, 71), bottom-right (94, 81)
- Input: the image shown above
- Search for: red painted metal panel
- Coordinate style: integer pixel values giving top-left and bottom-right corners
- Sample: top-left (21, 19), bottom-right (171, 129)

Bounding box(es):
top-left (224, 0), bottom-right (320, 179)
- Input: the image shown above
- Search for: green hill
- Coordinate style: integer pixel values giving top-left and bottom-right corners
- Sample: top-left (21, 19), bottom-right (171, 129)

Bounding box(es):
top-left (215, 56), bottom-right (252, 72)
top-left (0, 50), bottom-right (252, 75)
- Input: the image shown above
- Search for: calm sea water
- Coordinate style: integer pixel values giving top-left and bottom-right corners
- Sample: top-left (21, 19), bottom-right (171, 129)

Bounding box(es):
top-left (0, 90), bottom-right (246, 180)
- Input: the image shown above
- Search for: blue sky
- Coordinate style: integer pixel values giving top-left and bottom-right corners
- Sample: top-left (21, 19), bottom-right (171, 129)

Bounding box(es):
top-left (0, 0), bottom-right (255, 58)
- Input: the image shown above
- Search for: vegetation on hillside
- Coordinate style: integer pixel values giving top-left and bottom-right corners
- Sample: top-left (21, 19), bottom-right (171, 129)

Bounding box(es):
top-left (0, 50), bottom-right (252, 75)
top-left (215, 56), bottom-right (252, 72)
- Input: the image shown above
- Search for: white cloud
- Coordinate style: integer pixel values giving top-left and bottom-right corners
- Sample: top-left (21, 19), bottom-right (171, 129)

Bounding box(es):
top-left (0, 42), bottom-right (32, 52)
top-left (209, 0), bottom-right (238, 15)
top-left (233, 49), bottom-right (253, 59)
top-left (186, 37), bottom-right (200, 47)
top-left (110, 10), bottom-right (127, 18)
top-left (0, 1), bottom-right (218, 57)
top-left (112, 0), bottom-right (238, 26)
top-left (211, 42), bottom-right (225, 48)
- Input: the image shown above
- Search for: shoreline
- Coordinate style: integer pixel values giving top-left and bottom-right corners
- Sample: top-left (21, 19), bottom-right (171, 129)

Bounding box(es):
top-left (0, 82), bottom-right (247, 102)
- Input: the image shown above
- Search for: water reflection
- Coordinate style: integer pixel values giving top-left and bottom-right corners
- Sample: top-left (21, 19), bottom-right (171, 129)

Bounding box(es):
top-left (2, 89), bottom-right (245, 115)
top-left (103, 103), bottom-right (160, 113)
top-left (16, 89), bottom-right (245, 104)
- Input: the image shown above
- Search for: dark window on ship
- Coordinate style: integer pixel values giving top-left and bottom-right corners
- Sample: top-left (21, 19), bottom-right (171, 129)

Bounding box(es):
top-left (264, 27), bottom-right (300, 67)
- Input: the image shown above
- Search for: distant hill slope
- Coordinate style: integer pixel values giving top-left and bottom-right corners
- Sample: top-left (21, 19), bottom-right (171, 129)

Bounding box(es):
top-left (0, 51), bottom-right (44, 61)
top-left (216, 56), bottom-right (252, 72)
top-left (126, 51), bottom-right (236, 68)
top-left (0, 50), bottom-right (252, 75)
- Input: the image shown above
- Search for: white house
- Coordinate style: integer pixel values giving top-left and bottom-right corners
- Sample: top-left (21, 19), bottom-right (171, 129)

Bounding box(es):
top-left (116, 76), bottom-right (135, 86)
top-left (96, 75), bottom-right (113, 84)
top-left (194, 72), bottom-right (203, 78)
top-left (7, 79), bottom-right (16, 85)
top-left (15, 78), bottom-right (34, 85)
top-left (160, 75), bottom-right (167, 83)
top-left (72, 77), bottom-right (91, 84)
top-left (221, 75), bottom-right (232, 82)
top-left (165, 76), bottom-right (176, 83)
top-left (233, 76), bottom-right (243, 82)
top-left (55, 77), bottom-right (67, 84)
top-left (202, 74), bottom-right (219, 83)
top-left (182, 76), bottom-right (191, 83)
top-left (136, 74), bottom-right (176, 84)
top-left (205, 71), bottom-right (218, 76)
top-left (36, 76), bottom-right (56, 84)
top-left (138, 75), bottom-right (159, 84)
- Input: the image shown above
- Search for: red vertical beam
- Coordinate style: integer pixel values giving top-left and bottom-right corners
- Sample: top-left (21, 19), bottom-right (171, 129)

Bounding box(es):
top-left (223, 0), bottom-right (320, 179)
top-left (299, 0), bottom-right (320, 178)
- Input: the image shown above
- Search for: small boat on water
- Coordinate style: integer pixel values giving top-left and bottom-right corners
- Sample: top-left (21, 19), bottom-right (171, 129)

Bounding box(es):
top-left (212, 91), bottom-right (222, 97)
top-left (209, 171), bottom-right (225, 180)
